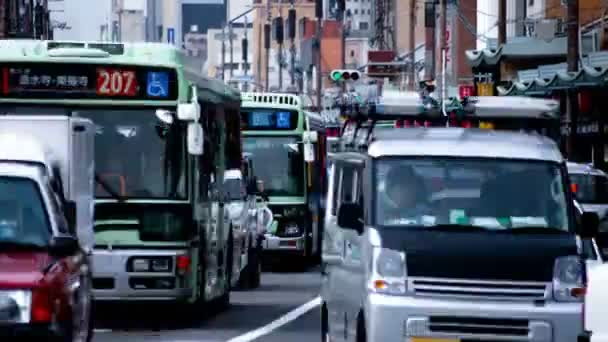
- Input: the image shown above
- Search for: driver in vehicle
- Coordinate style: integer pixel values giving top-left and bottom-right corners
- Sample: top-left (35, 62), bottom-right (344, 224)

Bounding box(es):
top-left (381, 165), bottom-right (432, 224)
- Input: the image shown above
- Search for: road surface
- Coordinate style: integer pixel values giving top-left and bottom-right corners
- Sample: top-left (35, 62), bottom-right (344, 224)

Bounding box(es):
top-left (93, 265), bottom-right (321, 342)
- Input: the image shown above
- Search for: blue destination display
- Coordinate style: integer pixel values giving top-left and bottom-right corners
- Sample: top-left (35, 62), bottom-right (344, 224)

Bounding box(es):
top-left (241, 110), bottom-right (298, 130)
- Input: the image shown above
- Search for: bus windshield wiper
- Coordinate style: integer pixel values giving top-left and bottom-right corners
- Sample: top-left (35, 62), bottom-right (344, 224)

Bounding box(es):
top-left (424, 224), bottom-right (495, 232)
top-left (501, 226), bottom-right (569, 234)
top-left (94, 173), bottom-right (125, 202)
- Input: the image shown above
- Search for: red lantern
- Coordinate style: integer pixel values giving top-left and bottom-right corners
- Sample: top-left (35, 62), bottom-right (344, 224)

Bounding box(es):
top-left (578, 90), bottom-right (592, 114)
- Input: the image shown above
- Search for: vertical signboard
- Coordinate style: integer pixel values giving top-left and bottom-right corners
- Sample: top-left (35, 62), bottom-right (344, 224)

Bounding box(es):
top-left (167, 27), bottom-right (175, 44)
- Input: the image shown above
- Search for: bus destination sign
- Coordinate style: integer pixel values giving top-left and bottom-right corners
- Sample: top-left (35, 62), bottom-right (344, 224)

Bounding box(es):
top-left (0, 62), bottom-right (178, 100)
top-left (241, 110), bottom-right (298, 130)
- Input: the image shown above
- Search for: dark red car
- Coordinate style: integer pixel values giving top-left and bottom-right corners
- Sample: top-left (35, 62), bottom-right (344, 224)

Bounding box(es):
top-left (0, 170), bottom-right (93, 341)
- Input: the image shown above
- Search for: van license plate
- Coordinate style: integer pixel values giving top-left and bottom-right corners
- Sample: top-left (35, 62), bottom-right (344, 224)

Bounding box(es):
top-left (411, 338), bottom-right (459, 342)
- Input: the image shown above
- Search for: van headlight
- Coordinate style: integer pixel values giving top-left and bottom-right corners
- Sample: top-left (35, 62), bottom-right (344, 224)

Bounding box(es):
top-left (0, 290), bottom-right (31, 323)
top-left (553, 256), bottom-right (585, 302)
top-left (368, 247), bottom-right (407, 295)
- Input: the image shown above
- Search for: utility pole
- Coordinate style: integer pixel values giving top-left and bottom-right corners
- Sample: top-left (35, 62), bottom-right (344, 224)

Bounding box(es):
top-left (438, 0), bottom-right (446, 100)
top-left (408, 0), bottom-right (416, 89)
top-left (229, 23), bottom-right (234, 79)
top-left (288, 2), bottom-right (296, 87)
top-left (243, 15), bottom-right (249, 91)
top-left (243, 16), bottom-right (249, 77)
top-left (338, 0), bottom-right (346, 94)
top-left (276, 1), bottom-right (284, 91)
top-left (315, 0), bottom-right (323, 111)
top-left (498, 0), bottom-right (506, 46)
top-left (338, 0), bottom-right (345, 68)
top-left (264, 0), bottom-right (271, 91)
top-left (566, 0), bottom-right (579, 158)
top-left (221, 24), bottom-right (226, 81)
top-left (423, 0), bottom-right (435, 82)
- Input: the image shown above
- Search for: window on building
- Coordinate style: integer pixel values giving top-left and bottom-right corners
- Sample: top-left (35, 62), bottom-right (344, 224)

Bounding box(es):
top-left (359, 22), bottom-right (369, 30)
top-left (528, 0), bottom-right (534, 5)
top-left (354, 9), bottom-right (358, 14)
top-left (350, 50), bottom-right (355, 57)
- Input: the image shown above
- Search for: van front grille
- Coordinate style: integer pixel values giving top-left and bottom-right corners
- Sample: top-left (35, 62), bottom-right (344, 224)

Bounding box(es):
top-left (410, 277), bottom-right (549, 301)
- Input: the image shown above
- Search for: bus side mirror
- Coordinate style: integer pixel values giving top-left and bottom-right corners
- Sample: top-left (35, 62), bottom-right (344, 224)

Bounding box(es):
top-left (304, 142), bottom-right (315, 162)
top-left (303, 131), bottom-right (318, 143)
top-left (177, 102), bottom-right (201, 121)
top-left (187, 122), bottom-right (204, 155)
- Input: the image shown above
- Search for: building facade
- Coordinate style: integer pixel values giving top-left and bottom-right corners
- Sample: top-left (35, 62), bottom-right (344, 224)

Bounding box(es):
top-left (207, 25), bottom-right (253, 82)
top-left (252, 0), bottom-right (316, 91)
top-left (0, 0), bottom-right (52, 39)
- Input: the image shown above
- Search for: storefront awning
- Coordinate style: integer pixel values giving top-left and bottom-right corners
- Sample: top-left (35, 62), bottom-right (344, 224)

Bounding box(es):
top-left (466, 37), bottom-right (567, 68)
top-left (497, 65), bottom-right (608, 96)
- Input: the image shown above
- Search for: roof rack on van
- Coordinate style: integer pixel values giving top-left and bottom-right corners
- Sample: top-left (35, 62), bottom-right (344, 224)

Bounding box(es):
top-left (334, 89), bottom-right (561, 153)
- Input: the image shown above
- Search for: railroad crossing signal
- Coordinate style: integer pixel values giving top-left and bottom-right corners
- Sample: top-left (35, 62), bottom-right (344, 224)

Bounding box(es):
top-left (329, 69), bottom-right (361, 82)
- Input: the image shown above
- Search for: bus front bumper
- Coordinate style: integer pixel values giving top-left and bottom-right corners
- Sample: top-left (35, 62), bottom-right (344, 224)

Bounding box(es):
top-left (91, 249), bottom-right (193, 302)
top-left (262, 234), bottom-right (305, 253)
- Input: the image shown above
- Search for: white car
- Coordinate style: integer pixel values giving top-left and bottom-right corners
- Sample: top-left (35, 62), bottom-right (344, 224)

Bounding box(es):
top-left (223, 169), bottom-right (272, 289)
top-left (581, 261), bottom-right (608, 342)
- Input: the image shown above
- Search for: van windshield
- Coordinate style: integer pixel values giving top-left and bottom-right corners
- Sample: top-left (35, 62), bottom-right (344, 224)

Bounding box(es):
top-left (0, 177), bottom-right (51, 247)
top-left (374, 158), bottom-right (571, 232)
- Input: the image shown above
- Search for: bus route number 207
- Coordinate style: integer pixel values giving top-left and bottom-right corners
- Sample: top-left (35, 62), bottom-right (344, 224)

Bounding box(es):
top-left (96, 68), bottom-right (138, 96)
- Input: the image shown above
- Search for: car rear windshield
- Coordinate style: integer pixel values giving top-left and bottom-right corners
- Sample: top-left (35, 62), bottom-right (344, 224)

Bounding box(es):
top-left (0, 177), bottom-right (51, 247)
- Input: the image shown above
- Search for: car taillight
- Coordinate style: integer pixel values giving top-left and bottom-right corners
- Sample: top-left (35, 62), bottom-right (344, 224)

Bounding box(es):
top-left (31, 287), bottom-right (52, 323)
top-left (176, 255), bottom-right (191, 276)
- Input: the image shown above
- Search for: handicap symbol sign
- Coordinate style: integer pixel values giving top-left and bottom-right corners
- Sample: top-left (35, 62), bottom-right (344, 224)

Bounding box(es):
top-left (147, 72), bottom-right (169, 98)
top-left (276, 111), bottom-right (291, 128)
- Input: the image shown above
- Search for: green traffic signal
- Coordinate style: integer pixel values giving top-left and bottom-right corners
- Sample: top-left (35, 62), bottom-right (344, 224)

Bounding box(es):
top-left (330, 71), bottom-right (342, 81)
top-left (329, 69), bottom-right (361, 82)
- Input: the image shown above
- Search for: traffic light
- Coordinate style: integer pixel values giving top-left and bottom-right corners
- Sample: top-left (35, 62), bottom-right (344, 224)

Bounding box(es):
top-left (329, 69), bottom-right (361, 82)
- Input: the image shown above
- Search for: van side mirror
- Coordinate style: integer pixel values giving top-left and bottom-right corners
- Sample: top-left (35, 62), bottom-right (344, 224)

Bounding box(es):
top-left (579, 212), bottom-right (599, 238)
top-left (337, 203), bottom-right (363, 234)
top-left (64, 200), bottom-right (77, 234)
top-left (187, 122), bottom-right (204, 155)
top-left (49, 236), bottom-right (79, 257)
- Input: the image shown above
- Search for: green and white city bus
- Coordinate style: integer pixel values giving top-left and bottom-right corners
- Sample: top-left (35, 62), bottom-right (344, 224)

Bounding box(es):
top-left (0, 40), bottom-right (243, 309)
top-left (240, 92), bottom-right (327, 263)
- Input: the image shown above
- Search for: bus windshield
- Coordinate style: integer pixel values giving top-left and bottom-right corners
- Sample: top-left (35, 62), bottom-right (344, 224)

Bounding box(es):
top-left (74, 108), bottom-right (186, 199)
top-left (0, 105), bottom-right (187, 200)
top-left (243, 136), bottom-right (304, 197)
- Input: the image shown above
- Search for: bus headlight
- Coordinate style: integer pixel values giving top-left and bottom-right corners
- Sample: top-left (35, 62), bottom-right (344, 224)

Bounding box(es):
top-left (369, 247), bottom-right (407, 295)
top-left (131, 258), bottom-right (150, 272)
top-left (128, 257), bottom-right (172, 272)
top-left (284, 222), bottom-right (301, 236)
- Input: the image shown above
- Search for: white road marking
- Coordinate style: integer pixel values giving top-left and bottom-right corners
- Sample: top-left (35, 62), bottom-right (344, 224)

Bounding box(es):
top-left (94, 329), bottom-right (113, 333)
top-left (226, 295), bottom-right (322, 342)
